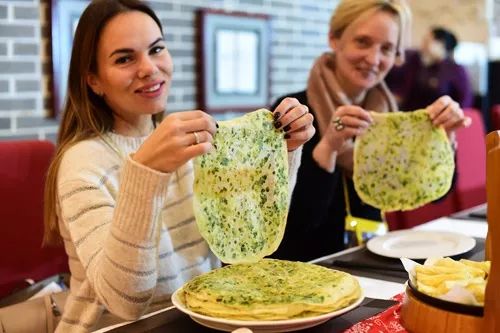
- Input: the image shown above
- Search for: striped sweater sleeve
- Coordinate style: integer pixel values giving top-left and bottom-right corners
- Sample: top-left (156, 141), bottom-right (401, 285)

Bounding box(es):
top-left (58, 150), bottom-right (171, 320)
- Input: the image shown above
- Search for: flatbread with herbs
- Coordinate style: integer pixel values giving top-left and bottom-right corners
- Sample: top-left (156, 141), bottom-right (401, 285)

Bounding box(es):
top-left (353, 110), bottom-right (455, 211)
top-left (193, 109), bottom-right (288, 264)
top-left (180, 259), bottom-right (362, 320)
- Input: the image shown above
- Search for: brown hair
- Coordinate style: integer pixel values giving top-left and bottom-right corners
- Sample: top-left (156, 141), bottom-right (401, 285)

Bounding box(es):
top-left (329, 0), bottom-right (411, 65)
top-left (44, 0), bottom-right (164, 245)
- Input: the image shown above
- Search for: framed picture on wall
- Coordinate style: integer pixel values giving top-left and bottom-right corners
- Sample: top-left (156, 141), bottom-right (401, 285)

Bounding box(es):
top-left (197, 9), bottom-right (271, 113)
top-left (50, 0), bottom-right (89, 117)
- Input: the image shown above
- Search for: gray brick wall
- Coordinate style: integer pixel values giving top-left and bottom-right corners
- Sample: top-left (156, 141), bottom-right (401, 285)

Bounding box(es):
top-left (0, 0), bottom-right (56, 140)
top-left (0, 0), bottom-right (338, 141)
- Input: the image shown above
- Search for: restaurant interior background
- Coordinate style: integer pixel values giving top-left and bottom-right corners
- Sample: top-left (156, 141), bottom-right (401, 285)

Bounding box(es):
top-left (0, 2), bottom-right (499, 330)
top-left (0, 0), bottom-right (500, 141)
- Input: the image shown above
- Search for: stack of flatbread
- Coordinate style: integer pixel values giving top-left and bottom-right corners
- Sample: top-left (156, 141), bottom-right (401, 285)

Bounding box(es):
top-left (353, 110), bottom-right (455, 212)
top-left (181, 259), bottom-right (361, 320)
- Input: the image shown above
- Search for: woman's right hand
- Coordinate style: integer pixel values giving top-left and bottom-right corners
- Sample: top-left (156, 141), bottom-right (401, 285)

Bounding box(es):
top-left (133, 111), bottom-right (217, 173)
top-left (322, 105), bottom-right (373, 151)
top-left (313, 106), bottom-right (372, 173)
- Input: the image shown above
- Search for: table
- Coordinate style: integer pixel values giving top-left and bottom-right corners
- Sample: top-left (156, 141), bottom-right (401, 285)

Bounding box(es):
top-left (95, 206), bottom-right (488, 333)
top-left (451, 203), bottom-right (487, 220)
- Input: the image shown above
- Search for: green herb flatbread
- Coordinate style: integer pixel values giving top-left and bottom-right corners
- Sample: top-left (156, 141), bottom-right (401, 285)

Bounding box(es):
top-left (353, 110), bottom-right (455, 211)
top-left (180, 259), bottom-right (362, 320)
top-left (193, 109), bottom-right (288, 264)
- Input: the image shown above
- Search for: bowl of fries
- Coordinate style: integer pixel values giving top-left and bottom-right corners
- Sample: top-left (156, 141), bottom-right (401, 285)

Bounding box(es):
top-left (403, 257), bottom-right (490, 315)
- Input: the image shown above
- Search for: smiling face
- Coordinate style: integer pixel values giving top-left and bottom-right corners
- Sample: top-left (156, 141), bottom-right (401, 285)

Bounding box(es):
top-left (87, 10), bottom-right (173, 121)
top-left (329, 9), bottom-right (399, 101)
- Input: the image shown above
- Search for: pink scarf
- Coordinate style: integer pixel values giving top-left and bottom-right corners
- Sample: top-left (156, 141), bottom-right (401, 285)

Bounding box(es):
top-left (306, 52), bottom-right (398, 136)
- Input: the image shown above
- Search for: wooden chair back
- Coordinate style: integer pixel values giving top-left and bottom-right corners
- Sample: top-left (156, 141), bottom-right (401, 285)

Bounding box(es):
top-left (484, 130), bottom-right (500, 332)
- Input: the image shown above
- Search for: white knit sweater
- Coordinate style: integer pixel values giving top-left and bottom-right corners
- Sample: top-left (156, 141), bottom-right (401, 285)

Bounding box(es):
top-left (55, 132), bottom-right (301, 332)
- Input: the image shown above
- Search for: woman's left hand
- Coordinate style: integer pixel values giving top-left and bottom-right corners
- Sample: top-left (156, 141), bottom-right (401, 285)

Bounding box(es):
top-left (426, 95), bottom-right (472, 135)
top-left (272, 97), bottom-right (315, 151)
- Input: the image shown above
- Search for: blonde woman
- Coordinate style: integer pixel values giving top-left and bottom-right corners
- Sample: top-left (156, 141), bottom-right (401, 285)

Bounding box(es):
top-left (271, 0), bottom-right (469, 261)
top-left (43, 0), bottom-right (314, 331)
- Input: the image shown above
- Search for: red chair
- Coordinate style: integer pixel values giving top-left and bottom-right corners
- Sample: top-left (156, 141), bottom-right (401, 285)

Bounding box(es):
top-left (0, 140), bottom-right (68, 299)
top-left (453, 108), bottom-right (487, 210)
top-left (385, 211), bottom-right (403, 231)
top-left (491, 104), bottom-right (500, 130)
top-left (386, 195), bottom-right (457, 230)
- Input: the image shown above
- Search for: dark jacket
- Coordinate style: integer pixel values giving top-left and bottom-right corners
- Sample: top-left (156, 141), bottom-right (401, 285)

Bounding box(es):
top-left (270, 91), bottom-right (382, 262)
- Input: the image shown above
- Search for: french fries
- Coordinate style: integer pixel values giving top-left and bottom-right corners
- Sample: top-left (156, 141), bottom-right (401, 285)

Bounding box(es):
top-left (415, 257), bottom-right (490, 304)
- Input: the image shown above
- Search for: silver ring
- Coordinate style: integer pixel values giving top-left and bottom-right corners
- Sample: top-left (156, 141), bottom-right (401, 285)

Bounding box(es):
top-left (332, 117), bottom-right (344, 131)
top-left (193, 131), bottom-right (200, 145)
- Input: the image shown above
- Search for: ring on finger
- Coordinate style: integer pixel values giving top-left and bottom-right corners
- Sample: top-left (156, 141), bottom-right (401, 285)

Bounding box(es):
top-left (332, 117), bottom-right (345, 131)
top-left (193, 131), bottom-right (200, 145)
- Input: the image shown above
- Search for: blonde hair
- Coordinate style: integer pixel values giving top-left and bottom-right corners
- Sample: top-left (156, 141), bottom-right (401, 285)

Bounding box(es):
top-left (43, 0), bottom-right (164, 246)
top-left (329, 0), bottom-right (411, 65)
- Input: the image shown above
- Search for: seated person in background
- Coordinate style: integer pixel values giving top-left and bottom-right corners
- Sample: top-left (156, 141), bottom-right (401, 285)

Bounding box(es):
top-left (271, 0), bottom-right (471, 262)
top-left (42, 0), bottom-right (314, 332)
top-left (386, 26), bottom-right (474, 111)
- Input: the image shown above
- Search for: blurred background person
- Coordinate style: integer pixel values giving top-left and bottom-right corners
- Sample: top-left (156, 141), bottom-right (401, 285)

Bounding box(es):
top-left (386, 26), bottom-right (474, 111)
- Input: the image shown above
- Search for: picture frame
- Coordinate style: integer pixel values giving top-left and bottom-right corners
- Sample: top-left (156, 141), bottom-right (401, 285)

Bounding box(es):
top-left (197, 9), bottom-right (271, 113)
top-left (50, 0), bottom-right (89, 117)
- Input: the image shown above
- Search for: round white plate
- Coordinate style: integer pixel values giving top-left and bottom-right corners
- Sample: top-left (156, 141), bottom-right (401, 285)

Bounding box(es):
top-left (366, 230), bottom-right (476, 259)
top-left (171, 288), bottom-right (364, 332)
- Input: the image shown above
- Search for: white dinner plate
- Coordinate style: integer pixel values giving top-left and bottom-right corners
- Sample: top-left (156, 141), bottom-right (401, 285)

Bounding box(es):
top-left (171, 288), bottom-right (364, 332)
top-left (366, 230), bottom-right (476, 259)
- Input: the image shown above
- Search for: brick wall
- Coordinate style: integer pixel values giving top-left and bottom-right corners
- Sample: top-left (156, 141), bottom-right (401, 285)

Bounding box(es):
top-left (0, 0), bottom-right (337, 141)
top-left (0, 0), bottom-right (56, 140)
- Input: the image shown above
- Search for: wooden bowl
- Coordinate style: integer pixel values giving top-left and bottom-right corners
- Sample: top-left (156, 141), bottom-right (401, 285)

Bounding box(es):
top-left (401, 285), bottom-right (483, 333)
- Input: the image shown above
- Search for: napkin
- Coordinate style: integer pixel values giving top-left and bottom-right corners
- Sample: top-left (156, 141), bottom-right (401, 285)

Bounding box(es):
top-left (342, 293), bottom-right (408, 333)
top-left (355, 276), bottom-right (405, 300)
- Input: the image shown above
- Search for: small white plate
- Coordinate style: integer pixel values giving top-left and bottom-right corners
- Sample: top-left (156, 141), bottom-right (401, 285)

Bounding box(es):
top-left (171, 288), bottom-right (364, 332)
top-left (366, 230), bottom-right (476, 259)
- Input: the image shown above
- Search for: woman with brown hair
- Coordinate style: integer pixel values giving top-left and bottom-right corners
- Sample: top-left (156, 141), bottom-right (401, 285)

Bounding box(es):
top-left (271, 0), bottom-right (470, 261)
top-left (43, 0), bottom-right (314, 331)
